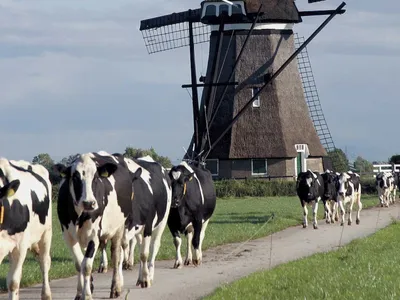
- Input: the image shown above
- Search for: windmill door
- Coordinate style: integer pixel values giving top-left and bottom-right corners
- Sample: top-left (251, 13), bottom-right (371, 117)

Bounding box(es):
top-left (297, 153), bottom-right (302, 175)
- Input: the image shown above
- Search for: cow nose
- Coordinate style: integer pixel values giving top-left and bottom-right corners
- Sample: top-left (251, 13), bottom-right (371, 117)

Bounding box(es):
top-left (82, 200), bottom-right (96, 210)
top-left (339, 192), bottom-right (344, 196)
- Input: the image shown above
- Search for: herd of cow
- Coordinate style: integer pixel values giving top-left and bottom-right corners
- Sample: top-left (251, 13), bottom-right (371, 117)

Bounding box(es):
top-left (1, 152), bottom-right (398, 300)
top-left (0, 151), bottom-right (216, 300)
top-left (296, 169), bottom-right (400, 230)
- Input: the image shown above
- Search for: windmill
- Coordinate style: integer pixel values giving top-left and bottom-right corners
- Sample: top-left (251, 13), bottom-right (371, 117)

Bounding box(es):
top-left (139, 0), bottom-right (346, 179)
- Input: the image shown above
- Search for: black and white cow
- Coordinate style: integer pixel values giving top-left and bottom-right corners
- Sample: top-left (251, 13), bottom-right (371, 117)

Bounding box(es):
top-left (321, 170), bottom-right (340, 224)
top-left (55, 151), bottom-right (130, 299)
top-left (118, 155), bottom-right (171, 287)
top-left (376, 172), bottom-right (394, 207)
top-left (296, 170), bottom-right (324, 229)
top-left (54, 152), bottom-right (171, 299)
top-left (337, 171), bottom-right (362, 225)
top-left (0, 158), bottom-right (52, 300)
top-left (167, 161), bottom-right (216, 268)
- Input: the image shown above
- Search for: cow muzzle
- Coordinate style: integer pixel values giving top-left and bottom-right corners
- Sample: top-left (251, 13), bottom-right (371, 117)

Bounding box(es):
top-left (82, 200), bottom-right (97, 211)
top-left (171, 198), bottom-right (180, 208)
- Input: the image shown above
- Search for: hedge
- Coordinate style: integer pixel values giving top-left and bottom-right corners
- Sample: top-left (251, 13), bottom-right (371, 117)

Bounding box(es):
top-left (214, 178), bottom-right (378, 198)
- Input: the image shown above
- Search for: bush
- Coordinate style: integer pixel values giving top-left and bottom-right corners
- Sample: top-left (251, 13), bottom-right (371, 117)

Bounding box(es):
top-left (214, 178), bottom-right (378, 198)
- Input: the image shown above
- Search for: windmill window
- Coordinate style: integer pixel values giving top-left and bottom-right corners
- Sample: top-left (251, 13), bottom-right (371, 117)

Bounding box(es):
top-left (205, 5), bottom-right (217, 17)
top-left (206, 159), bottom-right (219, 176)
top-left (219, 4), bottom-right (229, 16)
top-left (231, 4), bottom-right (243, 15)
top-left (252, 87), bottom-right (260, 108)
top-left (252, 159), bottom-right (267, 175)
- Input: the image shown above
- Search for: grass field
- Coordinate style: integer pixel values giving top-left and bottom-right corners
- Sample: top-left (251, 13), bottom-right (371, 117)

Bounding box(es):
top-left (0, 195), bottom-right (379, 291)
top-left (205, 218), bottom-right (400, 300)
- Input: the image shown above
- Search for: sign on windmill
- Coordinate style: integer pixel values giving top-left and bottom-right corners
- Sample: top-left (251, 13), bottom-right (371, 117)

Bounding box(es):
top-left (139, 1), bottom-right (346, 180)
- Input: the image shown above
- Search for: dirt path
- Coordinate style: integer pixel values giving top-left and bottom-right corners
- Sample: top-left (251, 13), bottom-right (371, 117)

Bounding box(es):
top-left (1, 204), bottom-right (399, 300)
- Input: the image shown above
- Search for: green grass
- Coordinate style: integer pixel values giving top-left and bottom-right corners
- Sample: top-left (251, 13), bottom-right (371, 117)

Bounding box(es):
top-left (205, 218), bottom-right (400, 300)
top-left (0, 195), bottom-right (379, 291)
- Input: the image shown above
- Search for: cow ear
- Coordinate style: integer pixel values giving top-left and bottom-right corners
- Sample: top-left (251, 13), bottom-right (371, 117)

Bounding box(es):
top-left (0, 179), bottom-right (20, 198)
top-left (184, 172), bottom-right (194, 182)
top-left (98, 163), bottom-right (118, 178)
top-left (53, 164), bottom-right (70, 178)
top-left (131, 168), bottom-right (142, 181)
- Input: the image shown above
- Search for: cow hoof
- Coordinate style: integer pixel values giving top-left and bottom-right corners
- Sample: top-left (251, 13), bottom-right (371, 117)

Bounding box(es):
top-left (193, 259), bottom-right (201, 266)
top-left (122, 261), bottom-right (133, 270)
top-left (326, 219), bottom-right (330, 224)
top-left (98, 266), bottom-right (108, 273)
top-left (41, 293), bottom-right (51, 300)
top-left (302, 224), bottom-right (307, 228)
top-left (109, 289), bottom-right (121, 298)
top-left (184, 259), bottom-right (192, 266)
top-left (334, 217), bottom-right (339, 222)
top-left (137, 279), bottom-right (152, 288)
top-left (90, 275), bottom-right (94, 294)
top-left (330, 220), bottom-right (335, 224)
top-left (340, 222), bottom-right (344, 226)
top-left (74, 295), bottom-right (82, 300)
top-left (348, 220), bottom-right (352, 226)
top-left (173, 261), bottom-right (183, 269)
top-left (313, 224), bottom-right (318, 230)
top-left (356, 219), bottom-right (360, 225)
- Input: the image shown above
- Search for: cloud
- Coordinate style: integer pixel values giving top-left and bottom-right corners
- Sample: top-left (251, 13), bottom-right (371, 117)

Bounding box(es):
top-left (0, 0), bottom-right (397, 165)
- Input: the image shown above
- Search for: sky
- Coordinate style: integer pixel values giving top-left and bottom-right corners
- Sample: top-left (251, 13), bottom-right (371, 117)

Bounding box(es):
top-left (0, 0), bottom-right (397, 164)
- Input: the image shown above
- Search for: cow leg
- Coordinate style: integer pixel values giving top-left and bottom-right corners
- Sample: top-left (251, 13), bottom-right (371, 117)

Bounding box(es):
top-left (148, 219), bottom-right (168, 284)
top-left (136, 235), bottom-right (151, 288)
top-left (98, 241), bottom-right (108, 273)
top-left (347, 196), bottom-right (355, 225)
top-left (196, 218), bottom-right (210, 265)
top-left (110, 227), bottom-right (124, 298)
top-left (356, 192), bottom-right (362, 225)
top-left (81, 239), bottom-right (99, 300)
top-left (324, 200), bottom-right (332, 224)
top-left (172, 232), bottom-right (183, 269)
top-left (301, 200), bottom-right (308, 228)
top-left (63, 231), bottom-right (85, 300)
top-left (184, 225), bottom-right (194, 265)
top-left (312, 199), bottom-right (319, 229)
top-left (330, 201), bottom-right (337, 224)
top-left (7, 246), bottom-right (28, 300)
top-left (123, 234), bottom-right (140, 271)
top-left (192, 218), bottom-right (203, 266)
top-left (38, 229), bottom-right (52, 300)
top-left (337, 200), bottom-right (345, 226)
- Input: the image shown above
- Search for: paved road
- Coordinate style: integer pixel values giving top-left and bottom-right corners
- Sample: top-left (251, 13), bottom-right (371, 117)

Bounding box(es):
top-left (1, 204), bottom-right (399, 300)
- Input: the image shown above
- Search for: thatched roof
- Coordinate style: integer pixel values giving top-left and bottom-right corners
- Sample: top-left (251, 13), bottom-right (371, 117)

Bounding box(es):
top-left (204, 30), bottom-right (327, 159)
top-left (204, 0), bottom-right (301, 23)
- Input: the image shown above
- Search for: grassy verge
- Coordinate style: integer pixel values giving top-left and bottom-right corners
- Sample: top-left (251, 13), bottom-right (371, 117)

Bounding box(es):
top-left (205, 219), bottom-right (400, 300)
top-left (0, 195), bottom-right (379, 291)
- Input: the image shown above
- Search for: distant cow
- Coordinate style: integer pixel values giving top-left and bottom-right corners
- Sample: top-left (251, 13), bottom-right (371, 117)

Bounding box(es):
top-left (296, 170), bottom-right (324, 229)
top-left (321, 170), bottom-right (340, 224)
top-left (54, 151), bottom-right (135, 299)
top-left (167, 161), bottom-right (216, 268)
top-left (337, 171), bottom-right (362, 225)
top-left (376, 172), bottom-right (394, 207)
top-left (0, 158), bottom-right (52, 300)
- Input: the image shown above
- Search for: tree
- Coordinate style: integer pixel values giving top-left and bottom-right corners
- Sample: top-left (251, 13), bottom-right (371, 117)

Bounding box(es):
top-left (124, 147), bottom-right (172, 168)
top-left (32, 153), bottom-right (60, 184)
top-left (59, 154), bottom-right (80, 166)
top-left (353, 156), bottom-right (373, 173)
top-left (32, 153), bottom-right (54, 170)
top-left (389, 154), bottom-right (400, 164)
top-left (327, 148), bottom-right (349, 173)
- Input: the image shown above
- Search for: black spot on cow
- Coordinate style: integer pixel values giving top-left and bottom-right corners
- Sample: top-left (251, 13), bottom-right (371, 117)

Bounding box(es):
top-left (31, 190), bottom-right (50, 225)
top-left (85, 240), bottom-right (95, 258)
top-left (9, 162), bottom-right (51, 225)
top-left (0, 180), bottom-right (30, 235)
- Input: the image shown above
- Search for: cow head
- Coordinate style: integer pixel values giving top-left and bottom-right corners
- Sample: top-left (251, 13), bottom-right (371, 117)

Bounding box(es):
top-left (338, 172), bottom-right (354, 198)
top-left (54, 153), bottom-right (118, 212)
top-left (296, 170), bottom-right (320, 200)
top-left (168, 165), bottom-right (194, 208)
top-left (376, 172), bottom-right (392, 190)
top-left (321, 171), bottom-right (338, 199)
top-left (0, 179), bottom-right (20, 201)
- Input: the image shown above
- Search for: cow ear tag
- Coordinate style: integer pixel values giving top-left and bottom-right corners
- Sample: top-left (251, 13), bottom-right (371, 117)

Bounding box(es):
top-left (60, 172), bottom-right (66, 178)
top-left (189, 176), bottom-right (193, 181)
top-left (6, 188), bottom-right (15, 198)
top-left (101, 171), bottom-right (109, 178)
